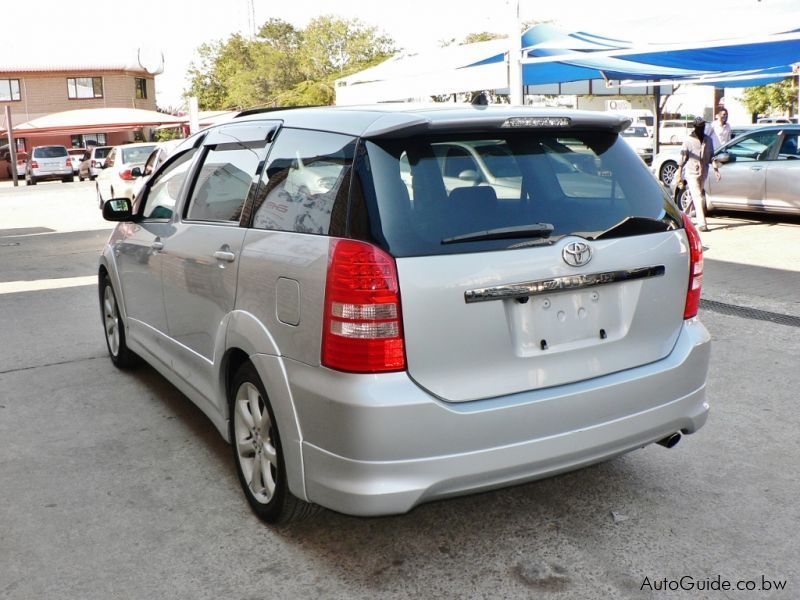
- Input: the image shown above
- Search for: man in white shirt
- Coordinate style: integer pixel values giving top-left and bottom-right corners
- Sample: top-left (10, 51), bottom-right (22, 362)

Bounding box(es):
top-left (709, 108), bottom-right (732, 152)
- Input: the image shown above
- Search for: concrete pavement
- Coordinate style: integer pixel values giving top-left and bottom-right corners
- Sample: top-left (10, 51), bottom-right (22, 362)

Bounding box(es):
top-left (1, 181), bottom-right (799, 599)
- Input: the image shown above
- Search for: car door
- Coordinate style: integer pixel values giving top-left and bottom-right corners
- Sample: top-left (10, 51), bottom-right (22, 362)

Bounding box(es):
top-left (160, 121), bottom-right (278, 407)
top-left (113, 148), bottom-right (199, 362)
top-left (708, 130), bottom-right (779, 209)
top-left (764, 131), bottom-right (800, 213)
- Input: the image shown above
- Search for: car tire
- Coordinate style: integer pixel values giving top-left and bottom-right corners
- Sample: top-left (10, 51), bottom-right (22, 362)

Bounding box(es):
top-left (100, 274), bottom-right (138, 369)
top-left (659, 160), bottom-right (678, 185)
top-left (27, 176), bottom-right (36, 185)
top-left (229, 362), bottom-right (318, 524)
top-left (678, 187), bottom-right (694, 217)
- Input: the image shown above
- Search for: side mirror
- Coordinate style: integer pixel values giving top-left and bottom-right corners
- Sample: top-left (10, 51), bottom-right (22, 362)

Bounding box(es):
top-left (458, 169), bottom-right (482, 182)
top-left (715, 153), bottom-right (732, 164)
top-left (131, 167), bottom-right (143, 178)
top-left (102, 198), bottom-right (134, 222)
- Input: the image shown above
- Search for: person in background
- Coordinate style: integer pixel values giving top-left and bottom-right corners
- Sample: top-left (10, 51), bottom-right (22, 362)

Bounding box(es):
top-left (677, 116), bottom-right (720, 232)
top-left (709, 107), bottom-right (732, 151)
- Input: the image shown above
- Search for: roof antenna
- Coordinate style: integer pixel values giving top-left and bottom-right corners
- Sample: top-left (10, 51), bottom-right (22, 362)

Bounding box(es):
top-left (471, 91), bottom-right (489, 106)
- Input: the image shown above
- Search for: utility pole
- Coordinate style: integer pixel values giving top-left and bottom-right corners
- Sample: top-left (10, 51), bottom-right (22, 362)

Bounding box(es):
top-left (4, 106), bottom-right (19, 187)
top-left (508, 0), bottom-right (523, 105)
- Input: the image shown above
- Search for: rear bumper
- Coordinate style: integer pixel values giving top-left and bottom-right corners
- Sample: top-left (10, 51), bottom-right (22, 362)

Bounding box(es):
top-left (30, 168), bottom-right (72, 181)
top-left (287, 319), bottom-right (710, 516)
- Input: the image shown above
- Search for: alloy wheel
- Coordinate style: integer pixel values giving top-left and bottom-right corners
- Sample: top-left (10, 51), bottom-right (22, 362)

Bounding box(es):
top-left (233, 381), bottom-right (279, 504)
top-left (103, 285), bottom-right (120, 356)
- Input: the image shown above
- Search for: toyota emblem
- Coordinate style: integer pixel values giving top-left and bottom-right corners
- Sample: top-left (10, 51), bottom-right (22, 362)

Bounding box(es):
top-left (562, 241), bottom-right (592, 267)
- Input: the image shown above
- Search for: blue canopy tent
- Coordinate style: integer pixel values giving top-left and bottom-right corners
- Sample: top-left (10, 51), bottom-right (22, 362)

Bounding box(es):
top-left (468, 24), bottom-right (800, 88)
top-left (336, 23), bottom-right (800, 125)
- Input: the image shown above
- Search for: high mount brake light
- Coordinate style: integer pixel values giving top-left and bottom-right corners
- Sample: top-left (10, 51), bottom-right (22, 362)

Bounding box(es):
top-left (321, 239), bottom-right (406, 373)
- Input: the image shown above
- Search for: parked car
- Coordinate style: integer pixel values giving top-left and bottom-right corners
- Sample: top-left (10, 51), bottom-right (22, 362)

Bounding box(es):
top-left (2, 150), bottom-right (27, 179)
top-left (756, 116), bottom-right (797, 125)
top-left (95, 142), bottom-right (156, 205)
top-left (620, 125), bottom-right (654, 164)
top-left (658, 119), bottom-right (693, 144)
top-left (652, 124), bottom-right (765, 185)
top-left (675, 124), bottom-right (800, 217)
top-left (25, 145), bottom-right (73, 184)
top-left (98, 106), bottom-right (710, 524)
top-left (129, 139), bottom-right (183, 200)
top-left (67, 148), bottom-right (85, 174)
top-left (78, 145), bottom-right (112, 181)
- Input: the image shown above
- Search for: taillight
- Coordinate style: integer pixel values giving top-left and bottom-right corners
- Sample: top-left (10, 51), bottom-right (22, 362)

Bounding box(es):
top-left (683, 214), bottom-right (703, 319)
top-left (91, 160), bottom-right (97, 167)
top-left (321, 239), bottom-right (406, 373)
top-left (30, 160), bottom-right (39, 169)
top-left (119, 169), bottom-right (134, 181)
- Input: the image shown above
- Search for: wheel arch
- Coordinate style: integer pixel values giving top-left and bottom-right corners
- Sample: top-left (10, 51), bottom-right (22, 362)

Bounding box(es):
top-left (220, 313), bottom-right (307, 501)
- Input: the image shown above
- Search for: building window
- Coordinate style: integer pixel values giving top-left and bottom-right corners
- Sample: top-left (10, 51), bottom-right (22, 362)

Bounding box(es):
top-left (67, 77), bottom-right (103, 99)
top-left (0, 79), bottom-right (21, 101)
top-left (135, 78), bottom-right (148, 99)
top-left (70, 133), bottom-right (108, 147)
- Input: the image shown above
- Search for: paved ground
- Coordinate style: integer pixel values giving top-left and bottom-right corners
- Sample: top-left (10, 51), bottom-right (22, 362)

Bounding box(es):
top-left (1, 180), bottom-right (799, 599)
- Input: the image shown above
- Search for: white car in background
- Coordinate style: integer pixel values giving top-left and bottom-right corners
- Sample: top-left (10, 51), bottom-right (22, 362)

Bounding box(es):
top-left (130, 139), bottom-right (184, 200)
top-left (620, 125), bottom-right (654, 164)
top-left (95, 142), bottom-right (156, 206)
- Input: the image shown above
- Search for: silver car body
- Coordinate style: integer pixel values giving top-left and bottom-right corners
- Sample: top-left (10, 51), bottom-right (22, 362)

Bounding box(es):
top-left (651, 124), bottom-right (764, 185)
top-left (26, 145), bottom-right (73, 183)
top-left (99, 106), bottom-right (710, 517)
top-left (666, 125), bottom-right (800, 216)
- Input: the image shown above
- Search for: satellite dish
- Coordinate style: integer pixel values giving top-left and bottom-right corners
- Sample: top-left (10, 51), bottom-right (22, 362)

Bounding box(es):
top-left (138, 48), bottom-right (165, 75)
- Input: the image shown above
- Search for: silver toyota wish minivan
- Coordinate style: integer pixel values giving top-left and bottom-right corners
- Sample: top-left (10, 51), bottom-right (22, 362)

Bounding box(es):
top-left (99, 105), bottom-right (710, 523)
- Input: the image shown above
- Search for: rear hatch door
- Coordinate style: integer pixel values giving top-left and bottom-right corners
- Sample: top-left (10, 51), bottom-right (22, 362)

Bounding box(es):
top-left (361, 125), bottom-right (689, 402)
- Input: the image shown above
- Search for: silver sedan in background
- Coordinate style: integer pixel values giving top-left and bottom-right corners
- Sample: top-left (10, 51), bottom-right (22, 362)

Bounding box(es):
top-left (672, 125), bottom-right (800, 217)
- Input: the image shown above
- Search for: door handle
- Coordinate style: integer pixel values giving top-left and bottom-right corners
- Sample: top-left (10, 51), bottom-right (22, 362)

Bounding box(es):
top-left (151, 240), bottom-right (164, 251)
top-left (750, 166), bottom-right (763, 171)
top-left (213, 250), bottom-right (236, 262)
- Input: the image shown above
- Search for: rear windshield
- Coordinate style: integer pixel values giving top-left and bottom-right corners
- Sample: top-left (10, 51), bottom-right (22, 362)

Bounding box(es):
top-left (122, 145), bottom-right (156, 164)
top-left (93, 147), bottom-right (111, 159)
top-left (357, 131), bottom-right (680, 257)
top-left (33, 146), bottom-right (68, 158)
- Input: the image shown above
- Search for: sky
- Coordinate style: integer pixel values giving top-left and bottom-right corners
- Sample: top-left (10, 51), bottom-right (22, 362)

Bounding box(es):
top-left (6, 0), bottom-right (800, 108)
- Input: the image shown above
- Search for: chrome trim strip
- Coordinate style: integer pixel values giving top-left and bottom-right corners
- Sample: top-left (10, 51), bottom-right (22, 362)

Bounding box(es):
top-left (464, 266), bottom-right (666, 304)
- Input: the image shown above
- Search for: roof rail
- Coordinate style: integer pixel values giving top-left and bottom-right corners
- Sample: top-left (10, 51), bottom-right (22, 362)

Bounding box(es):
top-left (234, 105), bottom-right (325, 119)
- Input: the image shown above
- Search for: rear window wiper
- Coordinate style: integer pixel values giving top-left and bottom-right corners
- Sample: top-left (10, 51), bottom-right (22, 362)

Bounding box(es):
top-left (588, 216), bottom-right (677, 241)
top-left (442, 223), bottom-right (554, 245)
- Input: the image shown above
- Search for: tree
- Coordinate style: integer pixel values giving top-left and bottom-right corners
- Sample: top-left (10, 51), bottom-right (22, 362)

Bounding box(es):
top-left (741, 78), bottom-right (798, 118)
top-left (184, 16), bottom-right (396, 110)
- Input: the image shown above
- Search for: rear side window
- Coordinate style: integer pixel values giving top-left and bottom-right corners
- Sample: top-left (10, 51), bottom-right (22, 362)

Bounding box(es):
top-left (33, 146), bottom-right (68, 158)
top-left (357, 131), bottom-right (680, 257)
top-left (122, 146), bottom-right (155, 164)
top-left (93, 147), bottom-right (111, 159)
top-left (251, 128), bottom-right (355, 235)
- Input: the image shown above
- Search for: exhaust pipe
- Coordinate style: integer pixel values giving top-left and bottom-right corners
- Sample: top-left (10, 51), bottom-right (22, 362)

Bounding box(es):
top-left (656, 432), bottom-right (681, 449)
